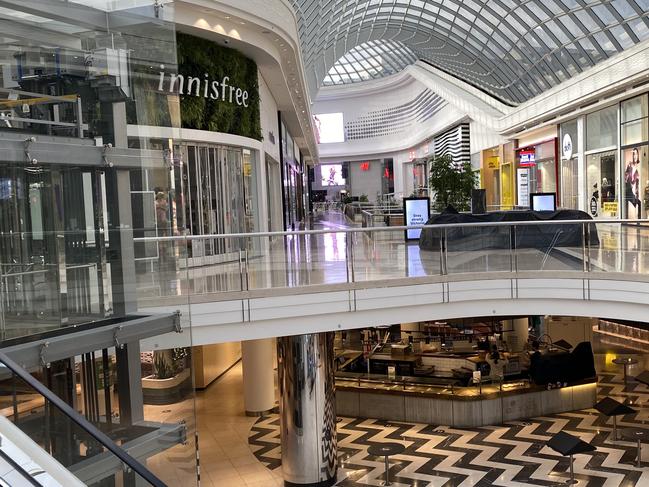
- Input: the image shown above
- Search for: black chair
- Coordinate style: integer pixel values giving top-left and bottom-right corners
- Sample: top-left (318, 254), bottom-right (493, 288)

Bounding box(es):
top-left (547, 431), bottom-right (596, 485)
top-left (594, 397), bottom-right (635, 441)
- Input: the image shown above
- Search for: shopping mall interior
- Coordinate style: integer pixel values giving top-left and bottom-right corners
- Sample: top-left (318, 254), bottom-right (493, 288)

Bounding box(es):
top-left (1, 1), bottom-right (649, 486)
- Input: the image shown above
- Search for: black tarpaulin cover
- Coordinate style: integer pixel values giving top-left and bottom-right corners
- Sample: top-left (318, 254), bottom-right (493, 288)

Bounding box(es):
top-left (418, 208), bottom-right (600, 251)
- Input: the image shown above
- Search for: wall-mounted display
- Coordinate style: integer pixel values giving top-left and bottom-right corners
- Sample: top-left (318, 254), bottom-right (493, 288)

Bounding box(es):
top-left (320, 164), bottom-right (346, 186)
top-left (404, 197), bottom-right (430, 240)
top-left (313, 112), bottom-right (344, 143)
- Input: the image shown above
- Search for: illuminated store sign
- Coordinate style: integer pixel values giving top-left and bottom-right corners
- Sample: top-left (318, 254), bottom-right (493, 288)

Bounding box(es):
top-left (519, 148), bottom-right (536, 167)
top-left (158, 68), bottom-right (249, 106)
top-left (360, 162), bottom-right (370, 171)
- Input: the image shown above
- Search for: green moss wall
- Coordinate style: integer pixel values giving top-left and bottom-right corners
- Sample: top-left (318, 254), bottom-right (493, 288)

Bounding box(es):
top-left (177, 32), bottom-right (262, 140)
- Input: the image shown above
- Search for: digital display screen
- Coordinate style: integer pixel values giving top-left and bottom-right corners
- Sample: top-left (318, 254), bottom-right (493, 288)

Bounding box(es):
top-left (530, 193), bottom-right (556, 211)
top-left (313, 112), bottom-right (344, 144)
top-left (320, 164), bottom-right (345, 186)
top-left (404, 197), bottom-right (430, 240)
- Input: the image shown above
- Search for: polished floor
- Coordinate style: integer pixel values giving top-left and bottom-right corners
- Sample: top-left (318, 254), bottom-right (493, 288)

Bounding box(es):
top-left (191, 351), bottom-right (649, 486)
top-left (193, 361), bottom-right (283, 487)
top-left (242, 353), bottom-right (649, 487)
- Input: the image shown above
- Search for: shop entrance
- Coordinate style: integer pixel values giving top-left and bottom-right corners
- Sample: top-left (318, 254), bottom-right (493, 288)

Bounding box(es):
top-left (179, 143), bottom-right (257, 265)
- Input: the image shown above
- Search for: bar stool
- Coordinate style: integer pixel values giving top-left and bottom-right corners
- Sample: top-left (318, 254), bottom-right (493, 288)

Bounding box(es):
top-left (547, 431), bottom-right (596, 485)
top-left (367, 442), bottom-right (406, 486)
top-left (594, 396), bottom-right (635, 441)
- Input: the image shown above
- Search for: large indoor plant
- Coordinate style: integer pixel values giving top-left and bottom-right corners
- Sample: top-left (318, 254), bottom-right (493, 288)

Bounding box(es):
top-left (427, 154), bottom-right (477, 212)
top-left (142, 348), bottom-right (192, 405)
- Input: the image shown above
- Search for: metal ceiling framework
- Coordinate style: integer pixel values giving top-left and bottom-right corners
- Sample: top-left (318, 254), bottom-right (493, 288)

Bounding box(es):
top-left (290, 0), bottom-right (649, 105)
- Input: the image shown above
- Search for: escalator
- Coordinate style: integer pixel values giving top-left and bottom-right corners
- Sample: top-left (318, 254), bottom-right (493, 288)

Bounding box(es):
top-left (0, 350), bottom-right (180, 487)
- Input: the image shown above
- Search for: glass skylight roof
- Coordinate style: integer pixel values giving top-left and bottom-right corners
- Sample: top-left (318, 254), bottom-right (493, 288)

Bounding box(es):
top-left (290, 0), bottom-right (649, 105)
top-left (323, 40), bottom-right (418, 85)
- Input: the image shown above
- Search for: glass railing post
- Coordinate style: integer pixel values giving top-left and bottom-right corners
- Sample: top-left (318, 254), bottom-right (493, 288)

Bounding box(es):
top-left (513, 225), bottom-right (518, 273)
top-left (442, 227), bottom-right (448, 275)
top-left (245, 244), bottom-right (250, 291)
top-left (582, 222), bottom-right (588, 273)
top-left (238, 248), bottom-right (244, 292)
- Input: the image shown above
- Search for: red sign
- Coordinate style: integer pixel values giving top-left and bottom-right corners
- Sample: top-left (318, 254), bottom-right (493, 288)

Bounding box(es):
top-left (519, 148), bottom-right (536, 167)
top-left (360, 161), bottom-right (370, 171)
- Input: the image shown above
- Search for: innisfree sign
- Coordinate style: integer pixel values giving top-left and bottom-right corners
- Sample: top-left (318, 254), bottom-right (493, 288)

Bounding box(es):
top-left (158, 67), bottom-right (250, 107)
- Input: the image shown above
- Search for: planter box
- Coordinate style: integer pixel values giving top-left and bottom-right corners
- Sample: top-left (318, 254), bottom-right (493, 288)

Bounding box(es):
top-left (142, 368), bottom-right (192, 405)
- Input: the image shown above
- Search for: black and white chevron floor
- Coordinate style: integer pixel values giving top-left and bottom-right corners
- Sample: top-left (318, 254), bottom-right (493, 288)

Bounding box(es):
top-left (248, 372), bottom-right (649, 486)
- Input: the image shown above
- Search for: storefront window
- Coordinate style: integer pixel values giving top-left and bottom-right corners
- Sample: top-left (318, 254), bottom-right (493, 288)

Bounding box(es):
top-left (620, 95), bottom-right (649, 219)
top-left (534, 140), bottom-right (557, 194)
top-left (622, 145), bottom-right (649, 219)
top-left (586, 105), bottom-right (618, 151)
top-left (586, 151), bottom-right (618, 218)
top-left (586, 105), bottom-right (619, 217)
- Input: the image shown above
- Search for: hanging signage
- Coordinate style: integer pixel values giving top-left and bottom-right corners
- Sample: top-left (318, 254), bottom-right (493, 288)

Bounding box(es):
top-left (517, 168), bottom-right (529, 207)
top-left (360, 161), bottom-right (370, 171)
top-left (562, 133), bottom-right (573, 160)
top-left (404, 197), bottom-right (430, 241)
top-left (519, 148), bottom-right (536, 167)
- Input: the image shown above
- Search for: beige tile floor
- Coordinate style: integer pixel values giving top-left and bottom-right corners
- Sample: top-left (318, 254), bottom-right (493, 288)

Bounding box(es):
top-left (195, 362), bottom-right (283, 487)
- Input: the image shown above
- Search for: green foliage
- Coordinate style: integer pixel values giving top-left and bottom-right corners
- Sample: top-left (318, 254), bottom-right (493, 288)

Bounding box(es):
top-left (153, 350), bottom-right (175, 380)
top-left (359, 194), bottom-right (369, 202)
top-left (176, 33), bottom-right (262, 140)
top-left (428, 154), bottom-right (477, 212)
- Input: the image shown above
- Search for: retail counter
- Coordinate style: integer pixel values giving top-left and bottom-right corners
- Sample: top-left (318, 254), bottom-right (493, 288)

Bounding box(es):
top-left (335, 374), bottom-right (597, 427)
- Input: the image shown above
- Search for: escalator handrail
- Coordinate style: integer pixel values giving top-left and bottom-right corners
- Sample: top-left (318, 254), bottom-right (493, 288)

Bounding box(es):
top-left (0, 446), bottom-right (42, 486)
top-left (0, 351), bottom-right (167, 487)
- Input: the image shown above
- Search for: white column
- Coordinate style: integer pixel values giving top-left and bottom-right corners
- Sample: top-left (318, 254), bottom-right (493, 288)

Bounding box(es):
top-left (241, 338), bottom-right (275, 416)
top-left (512, 318), bottom-right (530, 352)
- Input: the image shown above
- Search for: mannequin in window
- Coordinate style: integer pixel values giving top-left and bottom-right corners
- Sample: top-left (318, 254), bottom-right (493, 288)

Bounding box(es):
top-left (625, 148), bottom-right (641, 219)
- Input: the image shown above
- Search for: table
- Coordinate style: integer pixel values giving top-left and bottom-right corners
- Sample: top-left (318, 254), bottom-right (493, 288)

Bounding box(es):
top-left (620, 428), bottom-right (649, 468)
top-left (547, 431), bottom-right (596, 485)
top-left (594, 397), bottom-right (636, 441)
top-left (367, 442), bottom-right (406, 486)
top-left (613, 357), bottom-right (638, 384)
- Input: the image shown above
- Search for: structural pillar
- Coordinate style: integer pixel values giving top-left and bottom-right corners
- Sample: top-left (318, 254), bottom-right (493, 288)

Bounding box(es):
top-left (277, 332), bottom-right (337, 487)
top-left (511, 318), bottom-right (530, 352)
top-left (242, 338), bottom-right (276, 416)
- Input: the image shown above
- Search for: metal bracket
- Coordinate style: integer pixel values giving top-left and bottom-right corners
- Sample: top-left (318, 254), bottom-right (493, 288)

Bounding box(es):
top-left (113, 325), bottom-right (124, 349)
top-left (172, 310), bottom-right (182, 333)
top-left (39, 341), bottom-right (50, 368)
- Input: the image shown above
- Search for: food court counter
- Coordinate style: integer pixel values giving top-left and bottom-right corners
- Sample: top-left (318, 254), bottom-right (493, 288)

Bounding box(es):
top-left (335, 373), bottom-right (597, 428)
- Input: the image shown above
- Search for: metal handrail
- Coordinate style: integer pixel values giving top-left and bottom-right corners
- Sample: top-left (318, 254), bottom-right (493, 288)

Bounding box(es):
top-left (132, 218), bottom-right (646, 242)
top-left (0, 351), bottom-right (167, 487)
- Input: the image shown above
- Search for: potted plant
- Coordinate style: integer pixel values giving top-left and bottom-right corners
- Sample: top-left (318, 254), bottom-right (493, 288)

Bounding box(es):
top-left (427, 154), bottom-right (477, 212)
top-left (142, 348), bottom-right (192, 405)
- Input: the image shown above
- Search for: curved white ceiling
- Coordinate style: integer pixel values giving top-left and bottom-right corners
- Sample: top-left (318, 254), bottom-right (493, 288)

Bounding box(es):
top-left (290, 0), bottom-right (649, 105)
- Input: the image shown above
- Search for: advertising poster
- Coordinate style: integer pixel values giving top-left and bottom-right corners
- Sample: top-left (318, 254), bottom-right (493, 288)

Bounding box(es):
top-left (624, 147), bottom-right (642, 219)
top-left (404, 197), bottom-right (430, 240)
top-left (517, 168), bottom-right (529, 207)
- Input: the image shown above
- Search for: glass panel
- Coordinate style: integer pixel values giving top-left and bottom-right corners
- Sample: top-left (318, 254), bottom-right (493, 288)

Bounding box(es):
top-left (621, 94), bottom-right (648, 123)
top-left (586, 105), bottom-right (618, 151)
top-left (586, 150), bottom-right (618, 219)
top-left (622, 145), bottom-right (649, 219)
